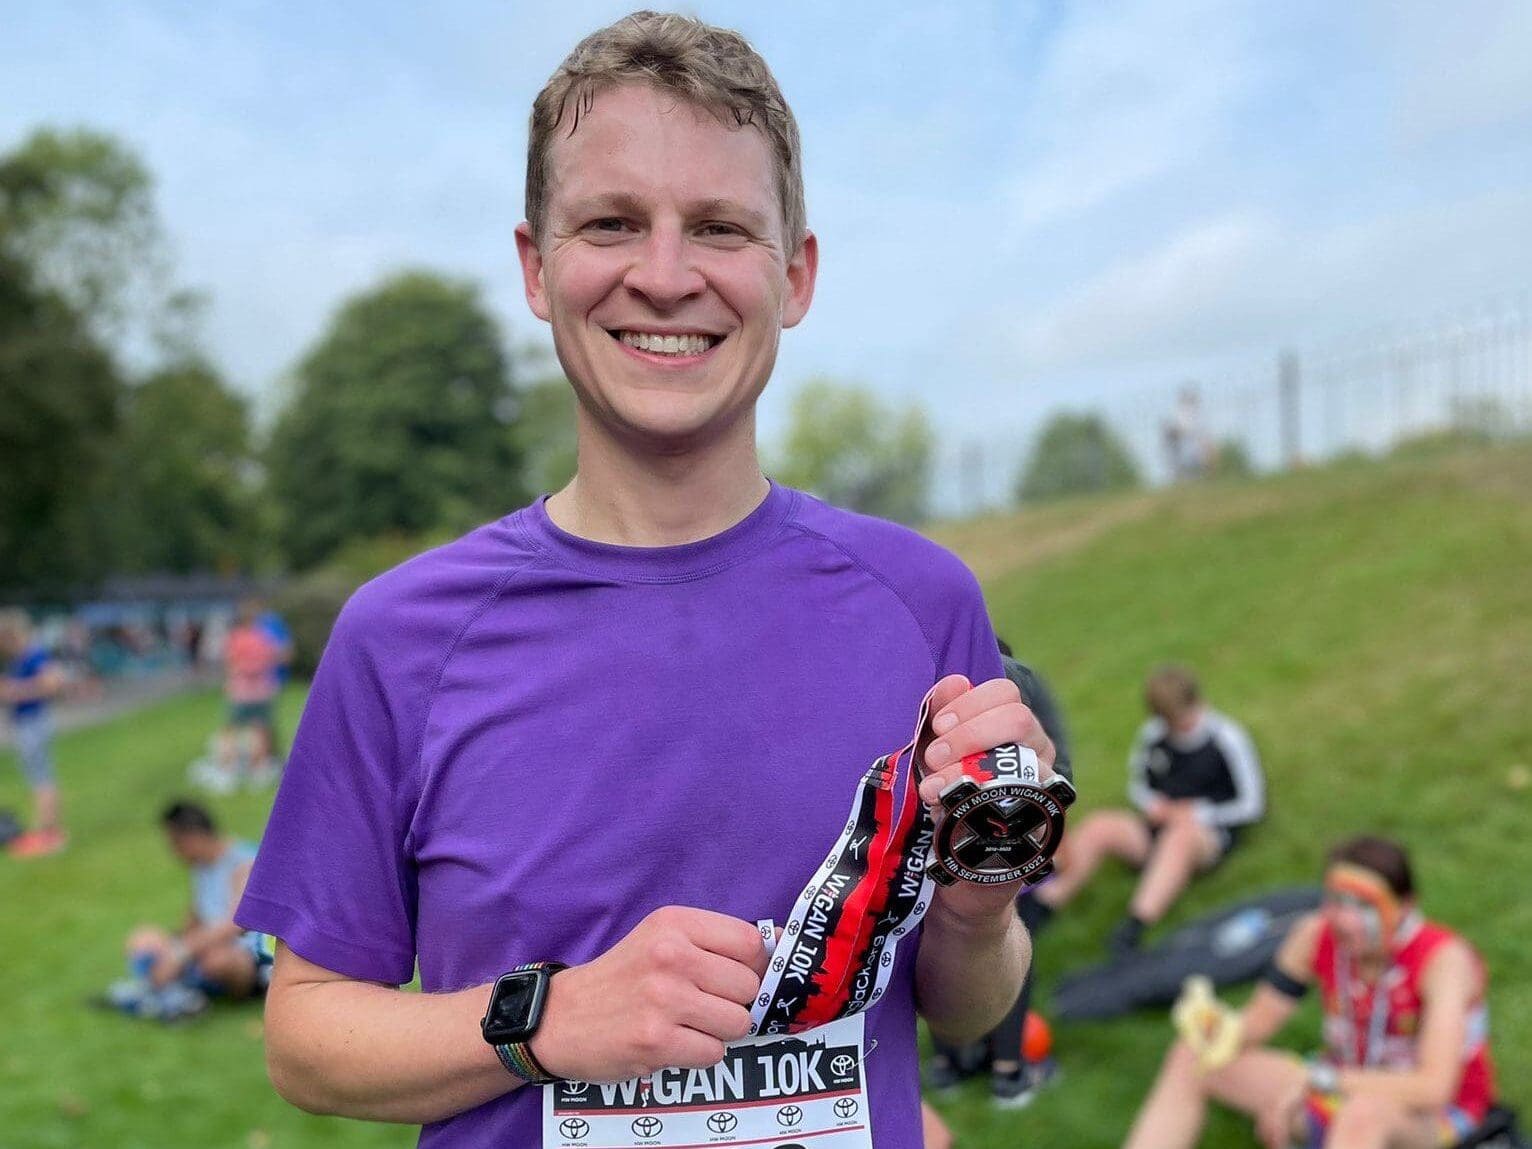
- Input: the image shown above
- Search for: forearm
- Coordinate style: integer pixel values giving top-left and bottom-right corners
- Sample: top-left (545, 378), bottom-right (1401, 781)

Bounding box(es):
top-left (915, 901), bottom-right (1029, 1044)
top-left (1335, 1067), bottom-right (1455, 1110)
top-left (1236, 989), bottom-right (1297, 1049)
top-left (264, 977), bottom-right (517, 1123)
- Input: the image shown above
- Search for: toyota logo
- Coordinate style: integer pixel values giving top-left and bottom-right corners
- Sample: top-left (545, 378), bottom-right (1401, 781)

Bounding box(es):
top-left (834, 1097), bottom-right (859, 1119)
top-left (558, 1117), bottom-right (589, 1139)
top-left (830, 1054), bottom-right (855, 1076)
top-left (562, 1082), bottom-right (589, 1097)
top-left (631, 1115), bottom-right (664, 1137)
top-left (706, 1112), bottom-right (738, 1133)
top-left (776, 1104), bottom-right (804, 1127)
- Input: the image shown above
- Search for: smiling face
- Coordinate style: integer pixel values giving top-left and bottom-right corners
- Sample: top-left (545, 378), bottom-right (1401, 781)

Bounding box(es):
top-left (516, 83), bottom-right (817, 459)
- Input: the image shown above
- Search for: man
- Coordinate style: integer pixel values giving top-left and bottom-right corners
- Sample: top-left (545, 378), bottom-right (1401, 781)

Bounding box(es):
top-left (1124, 836), bottom-right (1498, 1149)
top-left (109, 801), bottom-right (268, 1018)
top-left (237, 13), bottom-right (1056, 1147)
top-left (1030, 663), bottom-right (1263, 954)
top-left (929, 636), bottom-right (1072, 1106)
top-left (1, 609), bottom-right (68, 858)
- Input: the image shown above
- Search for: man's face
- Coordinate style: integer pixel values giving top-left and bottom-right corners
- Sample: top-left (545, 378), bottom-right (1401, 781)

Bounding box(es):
top-left (516, 83), bottom-right (817, 455)
top-left (166, 829), bottom-right (203, 865)
top-left (1322, 864), bottom-right (1400, 955)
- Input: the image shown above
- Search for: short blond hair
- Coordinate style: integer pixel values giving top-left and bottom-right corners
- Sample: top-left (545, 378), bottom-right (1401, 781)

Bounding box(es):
top-left (1144, 664), bottom-right (1200, 722)
top-left (526, 10), bottom-right (805, 250)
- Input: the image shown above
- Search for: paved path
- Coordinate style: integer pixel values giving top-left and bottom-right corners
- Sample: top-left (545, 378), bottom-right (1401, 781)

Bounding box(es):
top-left (1, 668), bottom-right (218, 749)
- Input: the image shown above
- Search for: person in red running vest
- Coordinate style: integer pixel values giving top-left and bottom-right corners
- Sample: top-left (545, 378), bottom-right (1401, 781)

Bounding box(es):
top-left (1125, 835), bottom-right (1497, 1149)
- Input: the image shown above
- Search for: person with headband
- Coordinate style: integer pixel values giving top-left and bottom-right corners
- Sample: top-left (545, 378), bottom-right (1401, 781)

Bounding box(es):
top-left (1124, 836), bottom-right (1499, 1149)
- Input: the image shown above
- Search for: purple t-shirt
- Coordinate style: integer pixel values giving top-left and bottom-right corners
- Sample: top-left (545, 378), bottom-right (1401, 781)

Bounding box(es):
top-left (238, 482), bottom-right (1001, 1147)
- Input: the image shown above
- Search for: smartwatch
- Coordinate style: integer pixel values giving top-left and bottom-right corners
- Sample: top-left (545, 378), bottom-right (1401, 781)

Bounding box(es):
top-left (482, 962), bottom-right (567, 1083)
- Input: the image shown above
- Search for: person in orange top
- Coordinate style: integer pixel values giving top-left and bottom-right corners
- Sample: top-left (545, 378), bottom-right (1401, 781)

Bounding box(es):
top-left (218, 601), bottom-right (282, 778)
top-left (1125, 836), bottom-right (1497, 1149)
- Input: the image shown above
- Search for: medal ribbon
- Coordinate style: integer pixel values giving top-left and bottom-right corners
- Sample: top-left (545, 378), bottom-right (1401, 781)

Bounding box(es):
top-left (749, 688), bottom-right (943, 1035)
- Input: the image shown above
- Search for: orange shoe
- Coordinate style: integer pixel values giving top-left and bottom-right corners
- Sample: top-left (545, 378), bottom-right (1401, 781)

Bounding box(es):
top-left (8, 828), bottom-right (68, 858)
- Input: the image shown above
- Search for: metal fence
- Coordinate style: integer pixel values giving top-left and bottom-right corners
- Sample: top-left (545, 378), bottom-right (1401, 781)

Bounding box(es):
top-left (938, 294), bottom-right (1532, 517)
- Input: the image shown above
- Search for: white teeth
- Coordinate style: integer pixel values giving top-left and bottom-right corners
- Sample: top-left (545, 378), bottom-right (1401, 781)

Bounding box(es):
top-left (618, 331), bottom-right (714, 356)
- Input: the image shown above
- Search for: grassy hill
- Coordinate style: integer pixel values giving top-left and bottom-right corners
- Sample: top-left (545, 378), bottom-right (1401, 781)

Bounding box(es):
top-left (930, 440), bottom-right (1532, 1146)
top-left (2, 441), bottom-right (1527, 1148)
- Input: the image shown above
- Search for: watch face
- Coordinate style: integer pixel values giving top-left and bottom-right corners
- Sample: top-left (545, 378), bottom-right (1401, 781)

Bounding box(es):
top-left (483, 970), bottom-right (546, 1044)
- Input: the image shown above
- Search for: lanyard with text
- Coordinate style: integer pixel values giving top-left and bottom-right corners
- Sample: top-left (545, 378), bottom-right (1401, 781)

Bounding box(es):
top-left (748, 689), bottom-right (942, 1036)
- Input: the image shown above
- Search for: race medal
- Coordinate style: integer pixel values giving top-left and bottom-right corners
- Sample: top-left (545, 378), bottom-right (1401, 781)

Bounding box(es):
top-left (925, 742), bottom-right (1076, 887)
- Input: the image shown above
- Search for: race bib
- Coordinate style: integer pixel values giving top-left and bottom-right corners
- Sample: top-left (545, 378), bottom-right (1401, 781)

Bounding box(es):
top-left (543, 1014), bottom-right (871, 1148)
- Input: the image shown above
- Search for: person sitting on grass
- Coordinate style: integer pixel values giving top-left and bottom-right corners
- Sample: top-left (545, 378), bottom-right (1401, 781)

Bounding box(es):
top-left (1124, 835), bottom-right (1499, 1149)
top-left (1028, 663), bottom-right (1264, 955)
top-left (105, 800), bottom-right (270, 1019)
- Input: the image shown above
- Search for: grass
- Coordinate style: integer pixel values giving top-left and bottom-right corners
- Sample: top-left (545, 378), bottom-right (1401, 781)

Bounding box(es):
top-left (0, 688), bottom-right (413, 1149)
top-left (3, 441), bottom-right (1528, 1148)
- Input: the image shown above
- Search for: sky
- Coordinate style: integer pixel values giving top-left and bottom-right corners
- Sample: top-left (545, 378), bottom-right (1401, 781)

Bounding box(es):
top-left (4, 0), bottom-right (1531, 493)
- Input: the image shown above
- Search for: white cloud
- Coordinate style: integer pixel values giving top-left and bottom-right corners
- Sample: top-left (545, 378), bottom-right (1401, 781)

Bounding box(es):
top-left (1389, 0), bottom-right (1532, 143)
top-left (1001, 187), bottom-right (1532, 379)
top-left (1002, 0), bottom-right (1268, 233)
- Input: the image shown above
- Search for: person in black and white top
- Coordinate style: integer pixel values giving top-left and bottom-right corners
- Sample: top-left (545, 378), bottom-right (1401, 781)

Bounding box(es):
top-left (1028, 664), bottom-right (1264, 956)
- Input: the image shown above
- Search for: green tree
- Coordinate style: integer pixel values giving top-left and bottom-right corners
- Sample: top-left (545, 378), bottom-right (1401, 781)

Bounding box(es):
top-left (0, 127), bottom-right (167, 347)
top-left (508, 348), bottom-right (579, 495)
top-left (774, 379), bottom-right (935, 524)
top-left (100, 361), bottom-right (260, 575)
top-left (0, 251), bottom-right (121, 594)
top-left (1015, 412), bottom-right (1141, 503)
top-left (1211, 437), bottom-right (1254, 479)
top-left (267, 270), bottom-right (526, 569)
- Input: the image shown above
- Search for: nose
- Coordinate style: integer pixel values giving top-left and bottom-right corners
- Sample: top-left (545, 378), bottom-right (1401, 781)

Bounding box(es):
top-left (622, 223), bottom-right (705, 309)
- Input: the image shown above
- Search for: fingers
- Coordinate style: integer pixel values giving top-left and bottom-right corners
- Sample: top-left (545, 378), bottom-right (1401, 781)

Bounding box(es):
top-left (925, 674), bottom-right (972, 716)
top-left (919, 695), bottom-right (1055, 804)
top-left (675, 990), bottom-right (754, 1044)
top-left (651, 906), bottom-right (768, 969)
top-left (690, 947), bottom-right (764, 1008)
top-left (929, 675), bottom-right (1019, 732)
top-left (664, 1027), bottom-right (732, 1071)
top-left (925, 679), bottom-right (1053, 765)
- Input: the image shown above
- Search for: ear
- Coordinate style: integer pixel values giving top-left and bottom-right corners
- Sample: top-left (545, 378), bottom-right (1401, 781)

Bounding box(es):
top-left (781, 230), bottom-right (819, 330)
top-left (515, 222), bottom-right (551, 323)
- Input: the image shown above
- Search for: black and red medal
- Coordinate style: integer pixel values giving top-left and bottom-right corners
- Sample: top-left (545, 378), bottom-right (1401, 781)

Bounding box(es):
top-left (926, 742), bottom-right (1076, 887)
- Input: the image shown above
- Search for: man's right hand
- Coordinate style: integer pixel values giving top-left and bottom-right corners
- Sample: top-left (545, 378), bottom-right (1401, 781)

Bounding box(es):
top-left (529, 907), bottom-right (769, 1083)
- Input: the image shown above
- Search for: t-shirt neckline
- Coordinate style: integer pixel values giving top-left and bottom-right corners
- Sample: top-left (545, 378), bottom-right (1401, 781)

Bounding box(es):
top-left (521, 481), bottom-right (795, 583)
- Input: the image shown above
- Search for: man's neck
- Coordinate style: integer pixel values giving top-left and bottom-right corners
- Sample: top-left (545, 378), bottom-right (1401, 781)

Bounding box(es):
top-left (547, 422), bottom-right (770, 547)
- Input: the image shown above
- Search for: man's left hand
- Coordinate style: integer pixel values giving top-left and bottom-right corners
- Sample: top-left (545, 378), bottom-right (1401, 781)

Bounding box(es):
top-left (917, 673), bottom-right (1057, 920)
